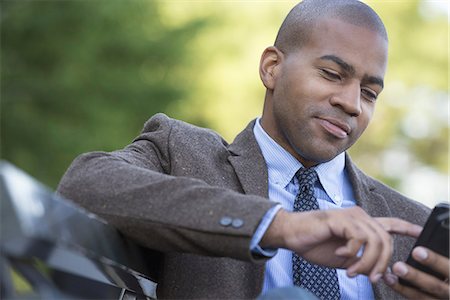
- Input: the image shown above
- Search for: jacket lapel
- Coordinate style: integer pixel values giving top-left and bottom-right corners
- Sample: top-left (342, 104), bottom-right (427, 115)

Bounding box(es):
top-left (345, 154), bottom-right (399, 299)
top-left (227, 120), bottom-right (269, 199)
top-left (345, 154), bottom-right (393, 218)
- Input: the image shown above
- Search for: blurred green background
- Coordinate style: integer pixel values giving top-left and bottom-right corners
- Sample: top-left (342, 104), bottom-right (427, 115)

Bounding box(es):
top-left (1, 0), bottom-right (448, 208)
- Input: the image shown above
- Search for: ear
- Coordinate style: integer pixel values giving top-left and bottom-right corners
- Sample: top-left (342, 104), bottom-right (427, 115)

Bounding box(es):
top-left (259, 46), bottom-right (283, 90)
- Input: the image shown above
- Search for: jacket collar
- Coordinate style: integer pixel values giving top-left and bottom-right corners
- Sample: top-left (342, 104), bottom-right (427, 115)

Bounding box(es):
top-left (228, 122), bottom-right (397, 298)
top-left (227, 119), bottom-right (269, 199)
top-left (227, 123), bottom-right (394, 213)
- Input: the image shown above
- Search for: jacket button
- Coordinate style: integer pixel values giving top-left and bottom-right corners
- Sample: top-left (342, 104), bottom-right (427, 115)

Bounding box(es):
top-left (232, 218), bottom-right (244, 228)
top-left (220, 216), bottom-right (232, 226)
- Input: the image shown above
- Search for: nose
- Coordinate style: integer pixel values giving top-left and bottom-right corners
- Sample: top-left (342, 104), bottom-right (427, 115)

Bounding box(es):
top-left (329, 84), bottom-right (362, 117)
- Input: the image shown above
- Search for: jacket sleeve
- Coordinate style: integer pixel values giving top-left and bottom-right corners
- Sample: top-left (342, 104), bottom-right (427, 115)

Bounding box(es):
top-left (57, 113), bottom-right (276, 262)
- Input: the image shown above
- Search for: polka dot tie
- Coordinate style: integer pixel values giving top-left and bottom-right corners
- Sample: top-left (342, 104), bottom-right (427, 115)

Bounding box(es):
top-left (292, 168), bottom-right (340, 300)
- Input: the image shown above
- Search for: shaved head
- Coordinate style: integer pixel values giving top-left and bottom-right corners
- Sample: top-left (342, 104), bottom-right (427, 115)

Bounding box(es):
top-left (274, 0), bottom-right (387, 54)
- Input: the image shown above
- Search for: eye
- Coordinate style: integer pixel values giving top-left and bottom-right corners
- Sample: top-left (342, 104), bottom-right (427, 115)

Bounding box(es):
top-left (361, 88), bottom-right (378, 102)
top-left (320, 69), bottom-right (342, 81)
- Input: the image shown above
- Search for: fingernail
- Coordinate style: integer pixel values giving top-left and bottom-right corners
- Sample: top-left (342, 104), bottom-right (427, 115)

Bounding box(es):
top-left (414, 247), bottom-right (428, 261)
top-left (394, 262), bottom-right (408, 276)
top-left (372, 273), bottom-right (382, 283)
top-left (384, 273), bottom-right (397, 286)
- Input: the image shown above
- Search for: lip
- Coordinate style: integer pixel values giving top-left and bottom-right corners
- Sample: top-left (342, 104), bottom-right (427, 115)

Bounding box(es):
top-left (316, 117), bottom-right (351, 139)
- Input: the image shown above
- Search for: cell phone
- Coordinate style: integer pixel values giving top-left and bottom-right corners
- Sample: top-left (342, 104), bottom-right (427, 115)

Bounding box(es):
top-left (399, 202), bottom-right (449, 287)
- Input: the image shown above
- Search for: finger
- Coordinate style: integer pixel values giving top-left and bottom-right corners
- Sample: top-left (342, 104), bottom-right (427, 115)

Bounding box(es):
top-left (335, 238), bottom-right (364, 257)
top-left (376, 217), bottom-right (423, 238)
top-left (384, 272), bottom-right (437, 300)
top-left (336, 221), bottom-right (372, 276)
top-left (412, 247), bottom-right (450, 278)
top-left (346, 216), bottom-right (394, 280)
top-left (392, 261), bottom-right (449, 299)
top-left (365, 218), bottom-right (394, 281)
top-left (345, 220), bottom-right (389, 282)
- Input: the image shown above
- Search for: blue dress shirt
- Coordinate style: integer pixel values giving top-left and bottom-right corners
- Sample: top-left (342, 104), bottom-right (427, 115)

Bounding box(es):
top-left (251, 118), bottom-right (375, 300)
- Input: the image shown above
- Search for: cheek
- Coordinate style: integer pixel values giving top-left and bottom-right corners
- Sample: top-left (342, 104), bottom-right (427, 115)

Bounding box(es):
top-left (356, 106), bottom-right (375, 132)
top-left (278, 68), bottom-right (322, 98)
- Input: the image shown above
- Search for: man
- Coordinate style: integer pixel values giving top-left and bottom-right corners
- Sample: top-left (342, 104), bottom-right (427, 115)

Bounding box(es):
top-left (57, 0), bottom-right (449, 299)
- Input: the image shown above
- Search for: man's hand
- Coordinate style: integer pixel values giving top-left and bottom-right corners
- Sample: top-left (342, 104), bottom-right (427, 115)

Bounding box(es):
top-left (384, 247), bottom-right (450, 299)
top-left (261, 207), bottom-right (422, 283)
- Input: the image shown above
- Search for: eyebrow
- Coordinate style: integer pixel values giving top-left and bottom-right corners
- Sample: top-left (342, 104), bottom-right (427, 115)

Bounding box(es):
top-left (319, 55), bottom-right (384, 88)
top-left (363, 75), bottom-right (384, 89)
top-left (320, 55), bottom-right (355, 75)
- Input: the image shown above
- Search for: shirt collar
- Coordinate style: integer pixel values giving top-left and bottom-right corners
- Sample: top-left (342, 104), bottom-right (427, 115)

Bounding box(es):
top-left (314, 151), bottom-right (346, 204)
top-left (253, 117), bottom-right (346, 204)
top-left (253, 118), bottom-right (301, 189)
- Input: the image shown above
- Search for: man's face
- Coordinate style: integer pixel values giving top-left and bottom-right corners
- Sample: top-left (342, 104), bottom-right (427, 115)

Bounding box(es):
top-left (261, 18), bottom-right (388, 167)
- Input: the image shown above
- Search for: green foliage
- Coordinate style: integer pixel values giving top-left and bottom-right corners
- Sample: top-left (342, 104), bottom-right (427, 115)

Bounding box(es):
top-left (1, 0), bottom-right (207, 187)
top-left (1, 1), bottom-right (447, 206)
top-left (348, 1), bottom-right (448, 206)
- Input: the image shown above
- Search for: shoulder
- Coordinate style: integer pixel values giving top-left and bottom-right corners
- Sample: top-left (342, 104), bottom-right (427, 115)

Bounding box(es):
top-left (140, 113), bottom-right (228, 146)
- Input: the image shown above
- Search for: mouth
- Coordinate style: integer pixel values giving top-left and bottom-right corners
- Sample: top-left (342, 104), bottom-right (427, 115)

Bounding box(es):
top-left (315, 117), bottom-right (351, 139)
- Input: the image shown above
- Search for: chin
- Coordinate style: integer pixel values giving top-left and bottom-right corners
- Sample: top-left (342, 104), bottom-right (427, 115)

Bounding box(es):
top-left (300, 147), bottom-right (342, 165)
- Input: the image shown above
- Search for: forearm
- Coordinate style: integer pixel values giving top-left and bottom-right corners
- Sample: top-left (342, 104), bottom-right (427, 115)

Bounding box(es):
top-left (58, 151), bottom-right (276, 261)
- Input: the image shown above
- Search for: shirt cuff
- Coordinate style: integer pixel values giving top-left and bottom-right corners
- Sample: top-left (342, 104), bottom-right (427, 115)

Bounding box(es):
top-left (250, 204), bottom-right (282, 257)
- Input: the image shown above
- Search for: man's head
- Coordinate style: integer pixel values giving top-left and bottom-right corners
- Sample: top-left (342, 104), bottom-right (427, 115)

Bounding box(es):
top-left (274, 0), bottom-right (388, 54)
top-left (259, 0), bottom-right (388, 167)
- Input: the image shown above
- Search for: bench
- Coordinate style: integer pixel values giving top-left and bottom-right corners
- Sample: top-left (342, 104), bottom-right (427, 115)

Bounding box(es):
top-left (0, 161), bottom-right (159, 299)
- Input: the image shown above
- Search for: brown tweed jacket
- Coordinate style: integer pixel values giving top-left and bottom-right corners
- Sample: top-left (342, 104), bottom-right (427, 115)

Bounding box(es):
top-left (57, 113), bottom-right (430, 299)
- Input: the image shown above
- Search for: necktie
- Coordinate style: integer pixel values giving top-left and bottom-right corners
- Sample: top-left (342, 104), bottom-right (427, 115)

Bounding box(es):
top-left (292, 167), bottom-right (341, 300)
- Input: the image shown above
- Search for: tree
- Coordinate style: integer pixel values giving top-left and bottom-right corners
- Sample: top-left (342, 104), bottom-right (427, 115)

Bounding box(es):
top-left (1, 0), bottom-right (207, 187)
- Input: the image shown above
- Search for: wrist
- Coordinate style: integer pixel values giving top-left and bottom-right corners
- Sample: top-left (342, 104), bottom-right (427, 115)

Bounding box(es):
top-left (260, 209), bottom-right (328, 253)
top-left (260, 209), bottom-right (290, 249)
